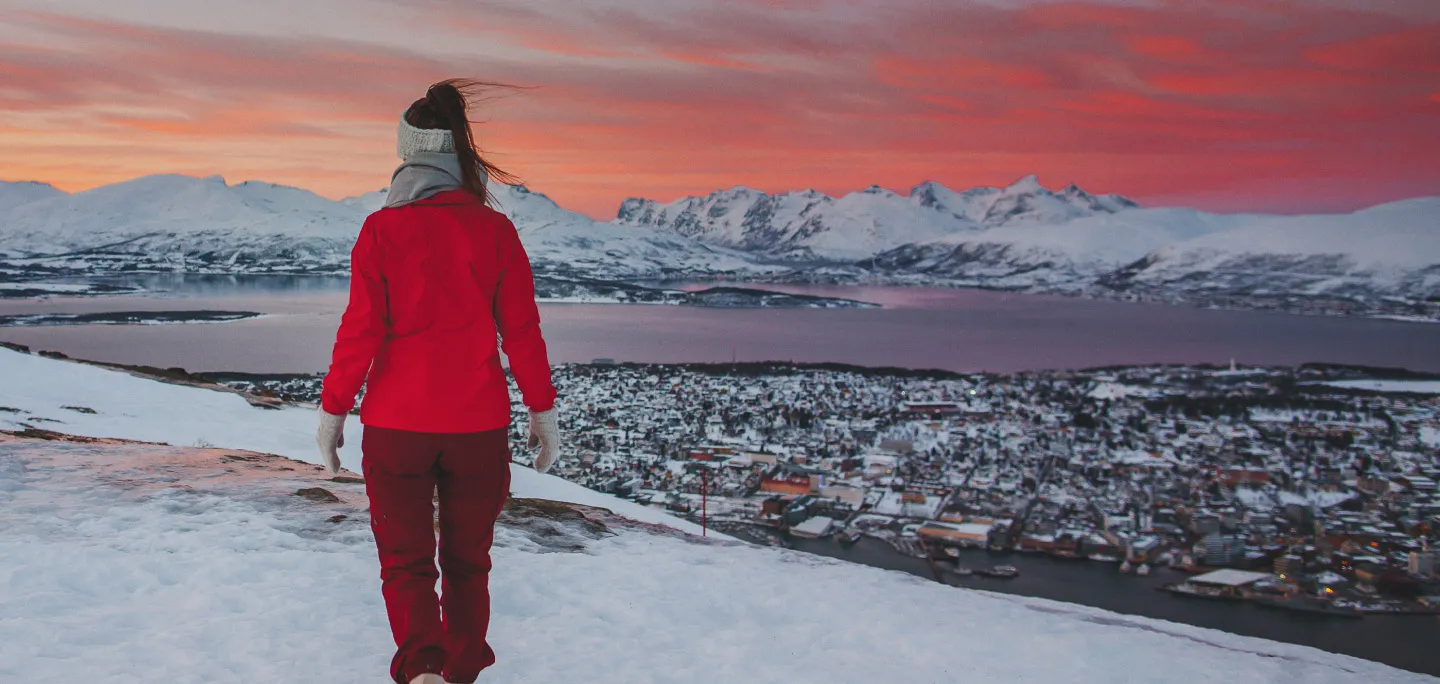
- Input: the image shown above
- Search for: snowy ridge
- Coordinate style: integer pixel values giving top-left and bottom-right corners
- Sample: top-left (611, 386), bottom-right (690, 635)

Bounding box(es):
top-left (0, 175), bottom-right (367, 271)
top-left (0, 175), bottom-right (762, 279)
top-left (0, 180), bottom-right (67, 213)
top-left (864, 198), bottom-right (1440, 304)
top-left (491, 184), bottom-right (769, 277)
top-left (1, 346), bottom-right (1433, 682)
top-left (614, 175), bottom-right (1138, 260)
top-left (1, 173), bottom-right (1436, 313)
top-left (1107, 198), bottom-right (1440, 300)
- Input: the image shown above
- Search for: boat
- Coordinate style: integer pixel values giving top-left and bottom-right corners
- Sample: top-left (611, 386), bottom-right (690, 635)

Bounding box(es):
top-left (1136, 563), bottom-right (1151, 577)
top-left (837, 529), bottom-right (862, 546)
top-left (1119, 560), bottom-right (1133, 574)
top-left (975, 565), bottom-right (1019, 579)
top-left (946, 566), bottom-right (974, 577)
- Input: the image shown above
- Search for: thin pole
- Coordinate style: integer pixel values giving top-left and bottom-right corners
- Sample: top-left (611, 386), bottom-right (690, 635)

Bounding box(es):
top-left (701, 467), bottom-right (708, 537)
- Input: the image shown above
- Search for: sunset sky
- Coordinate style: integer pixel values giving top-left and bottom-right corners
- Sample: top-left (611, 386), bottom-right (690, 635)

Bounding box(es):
top-left (1, 0), bottom-right (1437, 219)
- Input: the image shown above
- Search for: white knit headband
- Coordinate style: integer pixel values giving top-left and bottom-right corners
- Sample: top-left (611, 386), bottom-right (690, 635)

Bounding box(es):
top-left (397, 114), bottom-right (455, 160)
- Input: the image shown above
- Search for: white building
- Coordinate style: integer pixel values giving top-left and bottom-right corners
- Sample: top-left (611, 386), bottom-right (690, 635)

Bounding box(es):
top-left (1409, 550), bottom-right (1437, 578)
top-left (790, 516), bottom-right (836, 539)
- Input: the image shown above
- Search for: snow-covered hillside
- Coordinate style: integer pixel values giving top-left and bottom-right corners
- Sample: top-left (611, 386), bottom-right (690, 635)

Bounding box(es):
top-left (0, 344), bottom-right (704, 534)
top-left (490, 184), bottom-right (769, 277)
top-left (0, 175), bottom-right (366, 272)
top-left (1, 346), bottom-right (1431, 682)
top-left (863, 196), bottom-right (1440, 306)
top-left (0, 180), bottom-right (67, 213)
top-left (1107, 197), bottom-right (1440, 301)
top-left (913, 175), bottom-right (1137, 227)
top-left (614, 175), bottom-right (1136, 260)
top-left (0, 175), bottom-right (764, 279)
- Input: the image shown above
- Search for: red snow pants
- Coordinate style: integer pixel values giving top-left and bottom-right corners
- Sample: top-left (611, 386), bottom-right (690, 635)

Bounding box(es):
top-left (362, 425), bottom-right (512, 684)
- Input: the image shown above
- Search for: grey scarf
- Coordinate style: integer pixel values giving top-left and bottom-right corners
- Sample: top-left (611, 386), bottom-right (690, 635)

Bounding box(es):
top-left (385, 152), bottom-right (485, 208)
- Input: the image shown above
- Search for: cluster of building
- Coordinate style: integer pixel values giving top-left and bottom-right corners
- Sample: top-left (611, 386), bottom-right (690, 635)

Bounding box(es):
top-left (223, 360), bottom-right (1440, 611)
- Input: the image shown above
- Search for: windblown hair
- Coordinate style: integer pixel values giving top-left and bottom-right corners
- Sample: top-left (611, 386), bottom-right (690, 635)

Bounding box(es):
top-left (403, 78), bottom-right (522, 206)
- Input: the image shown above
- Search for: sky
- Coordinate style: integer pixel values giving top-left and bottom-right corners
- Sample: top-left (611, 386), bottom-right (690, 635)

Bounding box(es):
top-left (0, 0), bottom-right (1437, 219)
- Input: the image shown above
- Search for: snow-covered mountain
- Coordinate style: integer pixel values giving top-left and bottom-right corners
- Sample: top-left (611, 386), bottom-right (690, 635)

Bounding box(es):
top-left (1110, 198), bottom-right (1440, 301)
top-left (0, 175), bottom-right (367, 271)
top-left (615, 175), bottom-right (1138, 260)
top-left (489, 184), bottom-right (767, 277)
top-left (911, 175), bottom-right (1138, 227)
top-left (1, 172), bottom-right (1436, 317)
top-left (0, 180), bottom-right (67, 213)
top-left (861, 197), bottom-right (1440, 306)
top-left (0, 175), bottom-right (763, 279)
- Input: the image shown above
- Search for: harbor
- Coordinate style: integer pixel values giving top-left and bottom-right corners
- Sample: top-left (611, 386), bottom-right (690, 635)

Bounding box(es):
top-left (777, 533), bottom-right (1440, 677)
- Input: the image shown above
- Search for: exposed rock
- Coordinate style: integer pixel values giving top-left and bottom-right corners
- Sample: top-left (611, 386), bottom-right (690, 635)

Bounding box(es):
top-left (495, 497), bottom-right (616, 552)
top-left (295, 487), bottom-right (341, 504)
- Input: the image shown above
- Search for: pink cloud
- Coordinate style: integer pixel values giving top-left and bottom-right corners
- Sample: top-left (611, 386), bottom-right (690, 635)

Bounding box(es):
top-left (0, 1), bottom-right (1435, 218)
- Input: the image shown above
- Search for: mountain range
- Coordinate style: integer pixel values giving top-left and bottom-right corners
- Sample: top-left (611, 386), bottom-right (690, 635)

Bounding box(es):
top-left (1, 174), bottom-right (1436, 317)
top-left (615, 174), bottom-right (1138, 260)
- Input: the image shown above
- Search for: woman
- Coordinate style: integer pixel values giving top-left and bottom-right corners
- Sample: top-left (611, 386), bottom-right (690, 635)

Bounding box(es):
top-left (315, 78), bottom-right (562, 684)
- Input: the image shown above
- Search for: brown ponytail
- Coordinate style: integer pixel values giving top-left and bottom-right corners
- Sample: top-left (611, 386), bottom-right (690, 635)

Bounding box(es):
top-left (403, 78), bottom-right (522, 206)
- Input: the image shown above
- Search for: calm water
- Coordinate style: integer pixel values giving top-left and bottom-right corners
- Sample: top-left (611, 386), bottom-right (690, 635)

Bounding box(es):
top-left (0, 275), bottom-right (1437, 374)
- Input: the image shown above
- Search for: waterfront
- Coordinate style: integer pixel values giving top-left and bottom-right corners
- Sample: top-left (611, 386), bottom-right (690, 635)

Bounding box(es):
top-left (1, 278), bottom-right (1439, 374)
top-left (783, 535), bottom-right (1439, 676)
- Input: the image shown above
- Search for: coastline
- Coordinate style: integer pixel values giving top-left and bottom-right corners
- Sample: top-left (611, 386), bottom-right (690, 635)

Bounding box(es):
top-left (0, 270), bottom-right (1435, 322)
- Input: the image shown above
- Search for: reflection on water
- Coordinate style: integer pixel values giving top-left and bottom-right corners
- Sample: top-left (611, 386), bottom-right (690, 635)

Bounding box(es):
top-left (80, 273), bottom-right (354, 298)
top-left (0, 278), bottom-right (1437, 375)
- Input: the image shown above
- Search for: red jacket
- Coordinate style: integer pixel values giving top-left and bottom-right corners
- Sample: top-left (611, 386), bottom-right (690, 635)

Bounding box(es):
top-left (321, 189), bottom-right (557, 433)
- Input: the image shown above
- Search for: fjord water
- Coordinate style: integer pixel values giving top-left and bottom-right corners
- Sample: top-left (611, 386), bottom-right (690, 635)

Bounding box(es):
top-left (0, 275), bottom-right (1437, 374)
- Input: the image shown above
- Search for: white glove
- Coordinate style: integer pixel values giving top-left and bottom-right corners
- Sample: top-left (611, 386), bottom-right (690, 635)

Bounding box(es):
top-left (526, 408), bottom-right (561, 474)
top-left (316, 408), bottom-right (346, 476)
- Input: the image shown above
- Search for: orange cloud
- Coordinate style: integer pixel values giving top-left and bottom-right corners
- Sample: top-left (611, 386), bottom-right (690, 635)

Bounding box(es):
top-left (0, 1), bottom-right (1436, 218)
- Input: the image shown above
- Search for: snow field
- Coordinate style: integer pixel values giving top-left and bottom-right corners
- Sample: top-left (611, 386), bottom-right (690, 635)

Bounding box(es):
top-left (1, 438), bottom-right (1430, 683)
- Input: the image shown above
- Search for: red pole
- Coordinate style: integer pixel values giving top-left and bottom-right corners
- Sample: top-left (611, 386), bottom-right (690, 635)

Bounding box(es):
top-left (701, 468), bottom-right (708, 537)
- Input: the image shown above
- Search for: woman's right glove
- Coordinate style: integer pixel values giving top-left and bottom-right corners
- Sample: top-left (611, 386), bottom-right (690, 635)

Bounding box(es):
top-left (315, 407), bottom-right (346, 476)
top-left (526, 408), bottom-right (561, 474)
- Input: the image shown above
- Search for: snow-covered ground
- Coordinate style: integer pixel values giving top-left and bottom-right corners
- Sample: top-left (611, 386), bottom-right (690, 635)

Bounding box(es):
top-left (0, 346), bottom-right (707, 536)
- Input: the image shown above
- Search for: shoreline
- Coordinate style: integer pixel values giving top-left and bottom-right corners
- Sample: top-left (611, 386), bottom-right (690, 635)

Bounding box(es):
top-left (1, 271), bottom-right (1435, 323)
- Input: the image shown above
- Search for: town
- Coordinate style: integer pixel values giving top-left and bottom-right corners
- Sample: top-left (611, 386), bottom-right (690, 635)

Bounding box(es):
top-left (217, 359), bottom-right (1440, 616)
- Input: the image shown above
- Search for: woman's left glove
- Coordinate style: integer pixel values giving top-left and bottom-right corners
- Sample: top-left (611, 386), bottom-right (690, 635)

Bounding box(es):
top-left (316, 407), bottom-right (347, 476)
